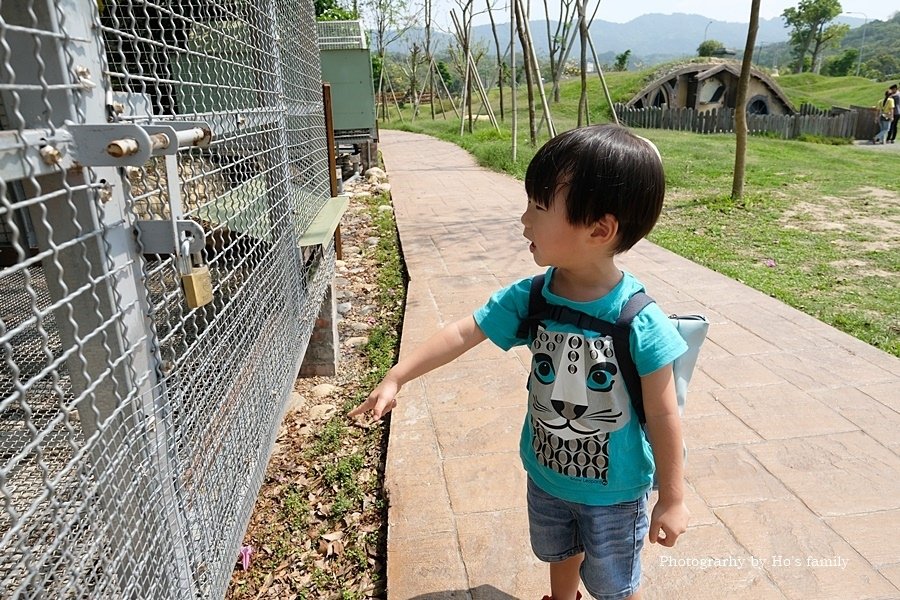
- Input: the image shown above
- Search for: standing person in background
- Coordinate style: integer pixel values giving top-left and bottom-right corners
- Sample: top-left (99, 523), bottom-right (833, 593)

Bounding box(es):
top-left (873, 89), bottom-right (895, 145)
top-left (886, 84), bottom-right (900, 144)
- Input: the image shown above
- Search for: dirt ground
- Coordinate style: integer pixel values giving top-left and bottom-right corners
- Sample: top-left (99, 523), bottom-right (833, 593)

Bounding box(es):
top-left (227, 175), bottom-right (394, 599)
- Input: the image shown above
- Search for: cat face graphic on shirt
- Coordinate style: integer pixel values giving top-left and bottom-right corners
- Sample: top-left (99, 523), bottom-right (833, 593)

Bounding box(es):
top-left (528, 327), bottom-right (632, 438)
top-left (528, 327), bottom-right (632, 481)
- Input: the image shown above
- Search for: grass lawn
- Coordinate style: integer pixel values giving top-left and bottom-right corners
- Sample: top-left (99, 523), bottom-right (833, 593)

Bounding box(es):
top-left (379, 79), bottom-right (900, 357)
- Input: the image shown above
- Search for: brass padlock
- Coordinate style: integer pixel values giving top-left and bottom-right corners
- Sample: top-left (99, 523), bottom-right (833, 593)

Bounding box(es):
top-left (181, 259), bottom-right (213, 309)
top-left (177, 237), bottom-right (213, 309)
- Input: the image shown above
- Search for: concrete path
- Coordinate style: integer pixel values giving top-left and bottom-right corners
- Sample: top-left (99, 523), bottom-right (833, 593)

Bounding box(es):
top-left (379, 130), bottom-right (900, 600)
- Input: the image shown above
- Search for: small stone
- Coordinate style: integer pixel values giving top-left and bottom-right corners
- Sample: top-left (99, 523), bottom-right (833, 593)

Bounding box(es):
top-left (285, 391), bottom-right (306, 415)
top-left (359, 304), bottom-right (378, 315)
top-left (377, 204), bottom-right (393, 213)
top-left (311, 383), bottom-right (340, 398)
top-left (308, 403), bottom-right (337, 420)
top-left (353, 191), bottom-right (372, 199)
top-left (348, 321), bottom-right (371, 332)
top-left (346, 336), bottom-right (368, 348)
top-left (375, 183), bottom-right (391, 193)
top-left (365, 237), bottom-right (379, 247)
top-left (364, 167), bottom-right (386, 181)
top-left (334, 260), bottom-right (346, 269)
top-left (333, 276), bottom-right (350, 288)
top-left (337, 302), bottom-right (352, 315)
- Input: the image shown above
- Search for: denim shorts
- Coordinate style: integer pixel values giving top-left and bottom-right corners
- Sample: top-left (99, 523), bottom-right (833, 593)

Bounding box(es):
top-left (527, 478), bottom-right (649, 600)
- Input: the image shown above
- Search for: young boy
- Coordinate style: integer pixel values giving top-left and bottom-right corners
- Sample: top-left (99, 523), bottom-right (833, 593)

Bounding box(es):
top-left (350, 124), bottom-right (689, 600)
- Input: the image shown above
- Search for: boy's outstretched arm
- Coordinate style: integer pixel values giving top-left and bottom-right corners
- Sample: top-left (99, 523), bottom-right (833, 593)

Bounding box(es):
top-left (349, 315), bottom-right (487, 420)
top-left (641, 364), bottom-right (689, 548)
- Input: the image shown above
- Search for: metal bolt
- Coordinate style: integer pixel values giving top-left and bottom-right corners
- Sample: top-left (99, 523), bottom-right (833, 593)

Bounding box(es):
top-left (75, 65), bottom-right (91, 78)
top-left (107, 138), bottom-right (140, 158)
top-left (39, 145), bottom-right (62, 165)
top-left (111, 101), bottom-right (125, 115)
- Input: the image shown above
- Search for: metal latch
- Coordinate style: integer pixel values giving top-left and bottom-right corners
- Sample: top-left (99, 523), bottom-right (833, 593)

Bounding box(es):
top-left (67, 121), bottom-right (212, 167)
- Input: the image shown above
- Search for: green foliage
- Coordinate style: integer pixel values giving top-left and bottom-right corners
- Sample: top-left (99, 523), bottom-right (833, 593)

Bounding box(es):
top-left (282, 486), bottom-right (310, 529)
top-left (371, 54), bottom-right (383, 90)
top-left (314, 0), bottom-right (357, 21)
top-left (782, 0), bottom-right (843, 73)
top-left (862, 51), bottom-right (900, 81)
top-left (614, 50), bottom-right (631, 72)
top-left (821, 48), bottom-right (859, 76)
top-left (697, 39), bottom-right (726, 57)
top-left (436, 60), bottom-right (458, 93)
top-left (308, 418), bottom-right (346, 458)
top-left (795, 133), bottom-right (853, 144)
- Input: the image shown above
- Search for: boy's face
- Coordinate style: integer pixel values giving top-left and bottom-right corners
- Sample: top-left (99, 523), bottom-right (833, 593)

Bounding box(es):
top-left (521, 192), bottom-right (593, 268)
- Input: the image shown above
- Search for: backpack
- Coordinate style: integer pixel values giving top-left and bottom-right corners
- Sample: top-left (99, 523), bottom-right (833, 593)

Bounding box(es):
top-left (515, 274), bottom-right (709, 425)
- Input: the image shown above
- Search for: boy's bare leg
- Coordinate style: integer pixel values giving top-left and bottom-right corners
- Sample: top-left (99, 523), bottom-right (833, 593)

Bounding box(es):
top-left (550, 553), bottom-right (583, 600)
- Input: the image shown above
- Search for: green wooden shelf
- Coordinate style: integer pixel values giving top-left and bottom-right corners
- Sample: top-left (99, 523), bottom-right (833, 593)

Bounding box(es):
top-left (297, 195), bottom-right (349, 247)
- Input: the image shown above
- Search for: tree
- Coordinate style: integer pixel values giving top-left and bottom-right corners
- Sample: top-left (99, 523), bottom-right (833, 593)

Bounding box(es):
top-left (613, 50), bottom-right (631, 72)
top-left (862, 51), bottom-right (900, 81)
top-left (315, 0), bottom-right (358, 20)
top-left (782, 0), bottom-right (842, 73)
top-left (362, 0), bottom-right (422, 119)
top-left (808, 22), bottom-right (848, 72)
top-left (514, 0), bottom-right (538, 145)
top-left (544, 0), bottom-right (577, 103)
top-left (486, 0), bottom-right (506, 121)
top-left (697, 39), bottom-right (726, 57)
top-left (821, 48), bottom-right (858, 76)
top-left (733, 0), bottom-right (761, 201)
top-left (576, 0), bottom-right (589, 125)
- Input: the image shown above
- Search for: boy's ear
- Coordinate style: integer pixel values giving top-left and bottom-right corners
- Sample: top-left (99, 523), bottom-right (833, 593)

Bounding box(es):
top-left (588, 214), bottom-right (619, 245)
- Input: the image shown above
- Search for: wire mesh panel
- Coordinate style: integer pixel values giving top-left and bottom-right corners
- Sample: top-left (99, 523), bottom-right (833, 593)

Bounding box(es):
top-left (1, 0), bottom-right (332, 597)
top-left (316, 19), bottom-right (368, 50)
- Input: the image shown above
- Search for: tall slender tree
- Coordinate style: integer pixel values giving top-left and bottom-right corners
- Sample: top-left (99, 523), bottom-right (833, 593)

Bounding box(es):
top-left (782, 0), bottom-right (842, 73)
top-left (486, 0), bottom-right (505, 122)
top-left (575, 0), bottom-right (589, 125)
top-left (544, 0), bottom-right (577, 103)
top-left (514, 0), bottom-right (538, 145)
top-left (733, 0), bottom-right (761, 201)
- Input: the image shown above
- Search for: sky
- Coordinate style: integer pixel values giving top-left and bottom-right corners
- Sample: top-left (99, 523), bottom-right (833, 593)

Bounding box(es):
top-left (437, 1), bottom-right (897, 28)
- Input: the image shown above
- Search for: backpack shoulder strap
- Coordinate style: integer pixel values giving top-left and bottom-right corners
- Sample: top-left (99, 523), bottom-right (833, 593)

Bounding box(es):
top-left (516, 273), bottom-right (547, 340)
top-left (616, 291), bottom-right (655, 327)
top-left (611, 291), bottom-right (656, 425)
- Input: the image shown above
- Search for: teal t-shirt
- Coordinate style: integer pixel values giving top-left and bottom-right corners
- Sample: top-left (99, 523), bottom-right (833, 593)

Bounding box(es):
top-left (473, 267), bottom-right (688, 506)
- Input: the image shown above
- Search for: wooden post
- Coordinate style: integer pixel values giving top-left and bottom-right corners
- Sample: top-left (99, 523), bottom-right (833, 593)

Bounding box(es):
top-left (322, 82), bottom-right (342, 259)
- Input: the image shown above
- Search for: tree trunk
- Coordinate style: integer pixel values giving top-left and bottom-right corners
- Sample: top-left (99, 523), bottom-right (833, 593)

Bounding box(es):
top-left (732, 0), bottom-right (760, 201)
top-left (486, 2), bottom-right (505, 122)
top-left (514, 0), bottom-right (537, 145)
top-left (576, 0), bottom-right (588, 126)
top-left (426, 0), bottom-right (435, 119)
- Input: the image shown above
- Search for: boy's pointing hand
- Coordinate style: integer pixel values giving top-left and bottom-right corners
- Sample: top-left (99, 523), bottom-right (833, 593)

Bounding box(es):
top-left (349, 376), bottom-right (400, 420)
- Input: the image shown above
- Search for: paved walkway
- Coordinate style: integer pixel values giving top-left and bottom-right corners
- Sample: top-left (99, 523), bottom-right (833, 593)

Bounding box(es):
top-left (379, 130), bottom-right (900, 600)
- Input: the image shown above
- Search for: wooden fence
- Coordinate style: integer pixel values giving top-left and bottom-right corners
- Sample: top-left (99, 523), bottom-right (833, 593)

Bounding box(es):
top-left (614, 103), bottom-right (861, 140)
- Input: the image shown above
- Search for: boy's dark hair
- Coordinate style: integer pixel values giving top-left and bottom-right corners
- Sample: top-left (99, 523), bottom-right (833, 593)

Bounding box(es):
top-left (524, 124), bottom-right (665, 254)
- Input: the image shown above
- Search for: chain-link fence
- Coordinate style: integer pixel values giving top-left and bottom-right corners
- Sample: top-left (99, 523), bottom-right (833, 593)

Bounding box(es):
top-left (0, 0), bottom-right (333, 597)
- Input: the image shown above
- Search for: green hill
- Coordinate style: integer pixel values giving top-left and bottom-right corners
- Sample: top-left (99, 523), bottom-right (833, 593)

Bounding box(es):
top-left (775, 73), bottom-right (895, 110)
top-left (584, 65), bottom-right (894, 113)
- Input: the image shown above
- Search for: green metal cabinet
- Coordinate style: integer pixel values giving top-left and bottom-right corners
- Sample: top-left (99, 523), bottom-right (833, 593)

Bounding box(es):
top-left (316, 21), bottom-right (377, 144)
